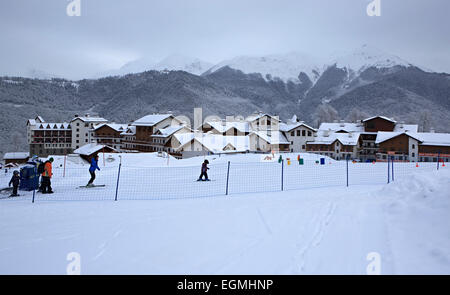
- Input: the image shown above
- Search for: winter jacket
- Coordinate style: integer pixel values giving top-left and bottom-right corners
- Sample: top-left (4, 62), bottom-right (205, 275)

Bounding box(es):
top-left (9, 175), bottom-right (20, 187)
top-left (201, 163), bottom-right (209, 173)
top-left (89, 158), bottom-right (100, 172)
top-left (42, 161), bottom-right (52, 178)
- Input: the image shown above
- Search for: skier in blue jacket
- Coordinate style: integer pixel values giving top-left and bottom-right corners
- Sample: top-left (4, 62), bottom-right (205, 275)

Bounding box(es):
top-left (87, 155), bottom-right (100, 187)
top-left (197, 159), bottom-right (210, 181)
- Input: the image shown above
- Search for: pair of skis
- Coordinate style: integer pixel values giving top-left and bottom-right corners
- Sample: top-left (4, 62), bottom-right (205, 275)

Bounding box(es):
top-left (0, 187), bottom-right (20, 198)
top-left (78, 184), bottom-right (106, 189)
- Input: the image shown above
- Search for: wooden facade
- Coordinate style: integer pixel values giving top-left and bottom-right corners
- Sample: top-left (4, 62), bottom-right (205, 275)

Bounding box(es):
top-left (364, 117), bottom-right (395, 132)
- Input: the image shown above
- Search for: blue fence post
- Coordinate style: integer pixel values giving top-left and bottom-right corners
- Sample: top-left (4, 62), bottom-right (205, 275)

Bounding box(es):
top-left (346, 155), bottom-right (349, 187)
top-left (391, 156), bottom-right (394, 182)
top-left (114, 156), bottom-right (122, 201)
top-left (387, 156), bottom-right (390, 184)
top-left (437, 151), bottom-right (440, 170)
top-left (225, 161), bottom-right (230, 196)
top-left (32, 166), bottom-right (37, 203)
top-left (281, 159), bottom-right (284, 191)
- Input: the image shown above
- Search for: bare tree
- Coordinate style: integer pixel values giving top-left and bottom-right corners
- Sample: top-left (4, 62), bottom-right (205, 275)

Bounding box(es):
top-left (345, 108), bottom-right (369, 123)
top-left (419, 110), bottom-right (433, 132)
top-left (11, 132), bottom-right (22, 152)
top-left (314, 104), bottom-right (339, 127)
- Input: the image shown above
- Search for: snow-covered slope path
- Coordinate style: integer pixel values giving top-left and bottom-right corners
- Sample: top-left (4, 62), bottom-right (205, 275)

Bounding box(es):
top-left (0, 169), bottom-right (448, 274)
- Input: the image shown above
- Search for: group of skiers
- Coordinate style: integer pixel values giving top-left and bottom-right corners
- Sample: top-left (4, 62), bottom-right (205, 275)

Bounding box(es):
top-left (6, 155), bottom-right (210, 197)
top-left (7, 157), bottom-right (54, 197)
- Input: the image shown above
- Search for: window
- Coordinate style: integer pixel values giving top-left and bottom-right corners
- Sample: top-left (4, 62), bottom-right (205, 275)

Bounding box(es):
top-left (412, 144), bottom-right (415, 149)
top-left (76, 134), bottom-right (79, 137)
top-left (297, 130), bottom-right (300, 136)
top-left (308, 131), bottom-right (312, 136)
top-left (302, 130), bottom-right (306, 136)
top-left (76, 123), bottom-right (80, 127)
top-left (302, 145), bottom-right (306, 149)
top-left (412, 153), bottom-right (415, 157)
top-left (76, 140), bottom-right (79, 143)
top-left (291, 131), bottom-right (295, 136)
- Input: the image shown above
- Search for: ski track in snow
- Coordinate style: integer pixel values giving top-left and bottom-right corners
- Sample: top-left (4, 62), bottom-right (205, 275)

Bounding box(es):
top-left (293, 200), bottom-right (338, 274)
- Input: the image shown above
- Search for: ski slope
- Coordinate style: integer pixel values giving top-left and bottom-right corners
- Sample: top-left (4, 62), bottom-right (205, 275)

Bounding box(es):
top-left (0, 153), bottom-right (448, 274)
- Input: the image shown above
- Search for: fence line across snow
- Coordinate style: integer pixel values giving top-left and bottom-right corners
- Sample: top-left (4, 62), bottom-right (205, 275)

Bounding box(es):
top-left (0, 158), bottom-right (446, 202)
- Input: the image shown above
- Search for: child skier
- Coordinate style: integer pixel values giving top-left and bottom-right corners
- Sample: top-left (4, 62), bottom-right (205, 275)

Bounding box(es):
top-left (197, 159), bottom-right (210, 181)
top-left (8, 171), bottom-right (20, 197)
top-left (87, 155), bottom-right (100, 187)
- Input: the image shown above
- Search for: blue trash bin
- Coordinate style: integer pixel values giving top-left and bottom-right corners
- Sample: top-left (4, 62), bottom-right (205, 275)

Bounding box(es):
top-left (19, 164), bottom-right (39, 191)
top-left (320, 158), bottom-right (325, 165)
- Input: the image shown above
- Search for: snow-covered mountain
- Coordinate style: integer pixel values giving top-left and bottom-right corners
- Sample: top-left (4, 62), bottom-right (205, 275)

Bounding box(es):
top-left (114, 57), bottom-right (157, 76)
top-left (97, 45), bottom-right (418, 82)
top-left (206, 52), bottom-right (323, 84)
top-left (101, 54), bottom-right (213, 77)
top-left (152, 54), bottom-right (213, 75)
top-left (24, 69), bottom-right (60, 80)
top-left (328, 44), bottom-right (412, 74)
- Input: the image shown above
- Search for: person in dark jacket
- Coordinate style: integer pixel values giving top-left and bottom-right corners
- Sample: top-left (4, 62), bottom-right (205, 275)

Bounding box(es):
top-left (41, 158), bottom-right (54, 194)
top-left (87, 155), bottom-right (100, 187)
top-left (197, 159), bottom-right (210, 181)
top-left (9, 170), bottom-right (20, 197)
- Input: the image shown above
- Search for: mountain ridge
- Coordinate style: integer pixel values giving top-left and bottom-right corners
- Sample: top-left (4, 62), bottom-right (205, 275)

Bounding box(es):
top-left (0, 47), bottom-right (449, 157)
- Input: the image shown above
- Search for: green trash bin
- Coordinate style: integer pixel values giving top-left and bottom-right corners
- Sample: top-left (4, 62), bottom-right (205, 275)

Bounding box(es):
top-left (299, 158), bottom-right (304, 165)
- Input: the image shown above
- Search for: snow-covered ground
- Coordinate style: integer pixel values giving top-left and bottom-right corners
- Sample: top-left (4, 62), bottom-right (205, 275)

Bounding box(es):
top-left (0, 153), bottom-right (448, 274)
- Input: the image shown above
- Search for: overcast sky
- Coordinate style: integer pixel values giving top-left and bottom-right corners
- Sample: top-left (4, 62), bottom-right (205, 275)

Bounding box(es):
top-left (0, 0), bottom-right (449, 80)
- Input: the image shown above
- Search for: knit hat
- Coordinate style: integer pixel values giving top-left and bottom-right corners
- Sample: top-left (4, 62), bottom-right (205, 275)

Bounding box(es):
top-left (49, 157), bottom-right (54, 162)
top-left (13, 170), bottom-right (19, 175)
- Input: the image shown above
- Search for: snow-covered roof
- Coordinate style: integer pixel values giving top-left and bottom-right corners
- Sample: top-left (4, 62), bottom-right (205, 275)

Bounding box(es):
top-left (393, 124), bottom-right (418, 133)
top-left (205, 120), bottom-right (250, 133)
top-left (279, 122), bottom-right (316, 132)
top-left (71, 116), bottom-right (108, 123)
top-left (3, 152), bottom-right (30, 160)
top-left (362, 116), bottom-right (396, 123)
top-left (34, 123), bottom-right (71, 130)
top-left (153, 125), bottom-right (188, 137)
top-left (132, 114), bottom-right (173, 126)
top-left (375, 132), bottom-right (421, 144)
top-left (173, 133), bottom-right (196, 147)
top-left (376, 132), bottom-right (450, 147)
top-left (120, 126), bottom-right (136, 136)
top-left (175, 133), bottom-right (249, 153)
top-left (74, 144), bottom-right (117, 156)
top-left (308, 131), bottom-right (360, 146)
top-left (415, 132), bottom-right (450, 147)
top-left (251, 131), bottom-right (290, 145)
top-left (246, 113), bottom-right (281, 123)
top-left (318, 122), bottom-right (364, 133)
top-left (28, 116), bottom-right (46, 126)
top-left (93, 123), bottom-right (129, 132)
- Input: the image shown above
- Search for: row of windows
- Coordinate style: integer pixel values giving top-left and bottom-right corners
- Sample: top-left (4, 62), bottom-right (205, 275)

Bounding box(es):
top-left (290, 130), bottom-right (313, 137)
